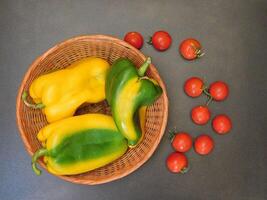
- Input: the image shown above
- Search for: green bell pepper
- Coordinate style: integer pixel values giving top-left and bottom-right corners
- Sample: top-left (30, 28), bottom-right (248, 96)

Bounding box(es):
top-left (32, 114), bottom-right (128, 175)
top-left (106, 57), bottom-right (162, 147)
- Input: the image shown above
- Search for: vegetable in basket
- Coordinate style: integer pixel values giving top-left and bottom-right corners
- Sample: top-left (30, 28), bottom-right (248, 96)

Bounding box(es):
top-left (32, 114), bottom-right (128, 175)
top-left (22, 57), bottom-right (109, 123)
top-left (106, 57), bottom-right (162, 147)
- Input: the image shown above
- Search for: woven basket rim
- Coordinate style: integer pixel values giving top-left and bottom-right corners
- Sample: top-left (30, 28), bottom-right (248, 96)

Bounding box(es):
top-left (16, 34), bottom-right (169, 185)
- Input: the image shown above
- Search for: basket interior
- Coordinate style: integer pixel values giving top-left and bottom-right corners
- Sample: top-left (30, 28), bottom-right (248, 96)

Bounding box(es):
top-left (17, 36), bottom-right (167, 184)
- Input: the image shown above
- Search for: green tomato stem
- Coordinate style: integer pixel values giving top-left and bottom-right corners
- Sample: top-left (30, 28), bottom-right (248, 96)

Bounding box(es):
top-left (181, 166), bottom-right (190, 174)
top-left (147, 36), bottom-right (153, 45)
top-left (206, 96), bottom-right (213, 106)
top-left (202, 87), bottom-right (211, 97)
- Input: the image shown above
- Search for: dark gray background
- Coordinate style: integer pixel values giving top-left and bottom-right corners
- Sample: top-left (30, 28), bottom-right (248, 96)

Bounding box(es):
top-left (1, 0), bottom-right (266, 199)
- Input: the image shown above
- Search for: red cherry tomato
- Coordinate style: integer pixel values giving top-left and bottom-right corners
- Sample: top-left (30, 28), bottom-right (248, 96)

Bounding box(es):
top-left (194, 135), bottom-right (214, 155)
top-left (124, 32), bottom-right (144, 49)
top-left (166, 152), bottom-right (188, 173)
top-left (184, 77), bottom-right (204, 97)
top-left (172, 132), bottom-right (193, 153)
top-left (209, 81), bottom-right (229, 101)
top-left (191, 105), bottom-right (211, 125)
top-left (151, 31), bottom-right (172, 51)
top-left (179, 38), bottom-right (204, 60)
top-left (212, 114), bottom-right (232, 134)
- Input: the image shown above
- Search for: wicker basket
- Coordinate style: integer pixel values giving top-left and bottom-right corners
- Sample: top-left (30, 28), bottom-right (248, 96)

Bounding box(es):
top-left (16, 35), bottom-right (168, 185)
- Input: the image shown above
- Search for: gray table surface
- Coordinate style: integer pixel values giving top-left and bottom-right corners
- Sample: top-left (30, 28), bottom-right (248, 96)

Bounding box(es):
top-left (1, 0), bottom-right (267, 199)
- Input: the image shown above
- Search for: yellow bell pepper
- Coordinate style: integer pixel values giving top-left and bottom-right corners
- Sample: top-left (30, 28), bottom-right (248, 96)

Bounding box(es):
top-left (23, 57), bottom-right (110, 123)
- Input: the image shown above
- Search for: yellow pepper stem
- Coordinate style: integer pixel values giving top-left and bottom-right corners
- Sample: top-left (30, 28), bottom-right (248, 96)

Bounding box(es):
top-left (22, 91), bottom-right (45, 109)
top-left (31, 148), bottom-right (48, 176)
top-left (137, 57), bottom-right (151, 77)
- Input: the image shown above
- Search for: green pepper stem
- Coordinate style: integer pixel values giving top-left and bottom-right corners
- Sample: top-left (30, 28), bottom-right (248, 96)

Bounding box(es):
top-left (31, 148), bottom-right (48, 176)
top-left (22, 91), bottom-right (45, 109)
top-left (137, 57), bottom-right (152, 77)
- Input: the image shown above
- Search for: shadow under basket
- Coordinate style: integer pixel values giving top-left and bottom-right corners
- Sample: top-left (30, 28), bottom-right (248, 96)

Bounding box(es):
top-left (16, 35), bottom-right (168, 185)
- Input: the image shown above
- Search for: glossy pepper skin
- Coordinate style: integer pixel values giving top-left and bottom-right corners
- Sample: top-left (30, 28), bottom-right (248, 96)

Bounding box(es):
top-left (24, 57), bottom-right (109, 123)
top-left (32, 114), bottom-right (128, 175)
top-left (106, 57), bottom-right (162, 147)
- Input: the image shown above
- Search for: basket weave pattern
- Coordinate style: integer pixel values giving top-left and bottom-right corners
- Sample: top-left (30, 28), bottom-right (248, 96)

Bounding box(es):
top-left (16, 35), bottom-right (168, 185)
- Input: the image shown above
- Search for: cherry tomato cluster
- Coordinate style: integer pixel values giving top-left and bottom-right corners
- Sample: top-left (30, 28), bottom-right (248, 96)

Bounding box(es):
top-left (167, 132), bottom-right (215, 173)
top-left (124, 31), bottom-right (172, 51)
top-left (167, 126), bottom-right (228, 174)
top-left (124, 31), bottom-right (203, 60)
top-left (185, 77), bottom-right (231, 130)
top-left (167, 78), bottom-right (232, 174)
